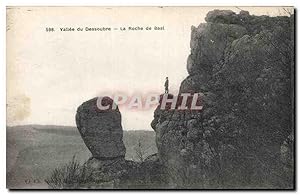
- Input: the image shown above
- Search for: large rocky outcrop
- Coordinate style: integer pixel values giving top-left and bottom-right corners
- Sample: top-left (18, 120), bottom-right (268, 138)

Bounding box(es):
top-left (152, 10), bottom-right (294, 189)
top-left (48, 9), bottom-right (294, 189)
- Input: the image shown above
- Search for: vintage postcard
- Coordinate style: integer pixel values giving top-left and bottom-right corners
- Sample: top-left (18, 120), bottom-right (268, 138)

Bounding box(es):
top-left (6, 6), bottom-right (295, 189)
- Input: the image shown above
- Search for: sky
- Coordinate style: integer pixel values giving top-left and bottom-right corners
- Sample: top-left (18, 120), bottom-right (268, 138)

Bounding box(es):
top-left (7, 6), bottom-right (293, 130)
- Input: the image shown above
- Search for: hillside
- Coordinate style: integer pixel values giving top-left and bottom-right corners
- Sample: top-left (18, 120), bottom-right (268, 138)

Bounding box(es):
top-left (7, 125), bottom-right (156, 189)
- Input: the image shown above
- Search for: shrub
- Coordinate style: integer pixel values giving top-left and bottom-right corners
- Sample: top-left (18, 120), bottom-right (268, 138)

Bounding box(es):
top-left (45, 155), bottom-right (91, 189)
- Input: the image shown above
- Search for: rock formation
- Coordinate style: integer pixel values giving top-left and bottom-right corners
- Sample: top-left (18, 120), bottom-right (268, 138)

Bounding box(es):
top-left (75, 97), bottom-right (127, 188)
top-left (75, 97), bottom-right (166, 189)
top-left (76, 97), bottom-right (126, 159)
top-left (48, 9), bottom-right (294, 189)
top-left (152, 10), bottom-right (294, 189)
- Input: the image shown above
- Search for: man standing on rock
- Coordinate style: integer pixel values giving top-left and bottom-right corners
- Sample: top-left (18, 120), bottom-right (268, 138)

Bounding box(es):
top-left (164, 77), bottom-right (169, 93)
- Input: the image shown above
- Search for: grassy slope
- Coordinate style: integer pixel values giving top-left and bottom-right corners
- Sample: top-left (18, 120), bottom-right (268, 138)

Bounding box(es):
top-left (7, 125), bottom-right (156, 189)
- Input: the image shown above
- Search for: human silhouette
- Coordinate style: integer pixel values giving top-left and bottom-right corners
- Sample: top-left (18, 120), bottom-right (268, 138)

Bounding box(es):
top-left (164, 77), bottom-right (169, 93)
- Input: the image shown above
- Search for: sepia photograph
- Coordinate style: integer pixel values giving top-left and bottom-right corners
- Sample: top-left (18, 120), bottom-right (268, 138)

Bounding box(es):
top-left (6, 6), bottom-right (295, 190)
